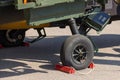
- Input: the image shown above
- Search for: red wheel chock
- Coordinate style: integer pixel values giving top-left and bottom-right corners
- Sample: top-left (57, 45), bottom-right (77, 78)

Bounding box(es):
top-left (0, 42), bottom-right (30, 48)
top-left (55, 64), bottom-right (75, 74)
top-left (0, 44), bottom-right (3, 48)
top-left (88, 62), bottom-right (95, 69)
top-left (22, 42), bottom-right (30, 47)
top-left (55, 62), bottom-right (95, 74)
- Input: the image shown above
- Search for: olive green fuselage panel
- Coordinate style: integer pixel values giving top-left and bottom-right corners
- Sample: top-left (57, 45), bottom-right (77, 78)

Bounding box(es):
top-left (24, 0), bottom-right (86, 26)
top-left (15, 0), bottom-right (86, 26)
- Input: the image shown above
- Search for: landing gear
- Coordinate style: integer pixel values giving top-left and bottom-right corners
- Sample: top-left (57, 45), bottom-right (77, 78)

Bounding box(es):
top-left (60, 18), bottom-right (94, 70)
top-left (0, 29), bottom-right (26, 47)
top-left (78, 24), bottom-right (91, 35)
top-left (60, 34), bottom-right (94, 70)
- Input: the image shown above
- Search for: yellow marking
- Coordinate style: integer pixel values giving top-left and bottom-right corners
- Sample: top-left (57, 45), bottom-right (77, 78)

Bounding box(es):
top-left (0, 20), bottom-right (50, 30)
top-left (24, 0), bottom-right (27, 4)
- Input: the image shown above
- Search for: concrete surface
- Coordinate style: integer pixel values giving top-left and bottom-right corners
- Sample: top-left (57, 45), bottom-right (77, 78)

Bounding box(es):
top-left (0, 21), bottom-right (120, 80)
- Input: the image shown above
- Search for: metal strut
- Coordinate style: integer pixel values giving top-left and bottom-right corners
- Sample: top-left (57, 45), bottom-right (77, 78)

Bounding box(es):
top-left (68, 18), bottom-right (79, 35)
top-left (27, 28), bottom-right (46, 43)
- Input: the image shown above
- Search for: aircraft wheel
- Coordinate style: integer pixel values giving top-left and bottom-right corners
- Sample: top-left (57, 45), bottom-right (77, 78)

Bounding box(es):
top-left (60, 34), bottom-right (94, 70)
top-left (0, 29), bottom-right (25, 47)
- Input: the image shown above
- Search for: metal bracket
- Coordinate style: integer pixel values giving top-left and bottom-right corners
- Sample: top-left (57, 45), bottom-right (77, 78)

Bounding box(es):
top-left (26, 28), bottom-right (46, 43)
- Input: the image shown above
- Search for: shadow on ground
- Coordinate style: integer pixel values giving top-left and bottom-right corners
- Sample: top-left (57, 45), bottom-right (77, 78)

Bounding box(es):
top-left (0, 34), bottom-right (120, 78)
top-left (0, 36), bottom-right (67, 78)
top-left (94, 58), bottom-right (120, 66)
top-left (92, 34), bottom-right (120, 66)
top-left (91, 34), bottom-right (120, 49)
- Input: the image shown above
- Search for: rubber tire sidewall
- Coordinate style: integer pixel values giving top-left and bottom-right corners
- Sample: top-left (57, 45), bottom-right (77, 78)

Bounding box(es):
top-left (60, 34), bottom-right (94, 70)
top-left (0, 30), bottom-right (25, 47)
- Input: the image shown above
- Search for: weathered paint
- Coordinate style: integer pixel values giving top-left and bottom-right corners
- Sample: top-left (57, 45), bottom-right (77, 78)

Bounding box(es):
top-left (0, 20), bottom-right (50, 30)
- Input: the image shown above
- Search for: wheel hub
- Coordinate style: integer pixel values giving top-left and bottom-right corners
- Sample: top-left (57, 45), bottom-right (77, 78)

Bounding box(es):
top-left (17, 34), bottom-right (23, 40)
top-left (72, 45), bottom-right (87, 64)
top-left (6, 30), bottom-right (23, 43)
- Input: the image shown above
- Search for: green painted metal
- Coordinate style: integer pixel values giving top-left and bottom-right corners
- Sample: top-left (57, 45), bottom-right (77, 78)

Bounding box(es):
top-left (15, 0), bottom-right (108, 9)
top-left (15, 0), bottom-right (75, 9)
top-left (14, 0), bottom-right (35, 9)
top-left (22, 0), bottom-right (86, 26)
top-left (14, 0), bottom-right (110, 28)
top-left (0, 0), bottom-right (14, 7)
top-left (35, 0), bottom-right (74, 7)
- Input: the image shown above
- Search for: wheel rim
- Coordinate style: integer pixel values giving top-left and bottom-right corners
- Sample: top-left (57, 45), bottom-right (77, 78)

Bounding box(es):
top-left (72, 44), bottom-right (88, 64)
top-left (6, 30), bottom-right (23, 43)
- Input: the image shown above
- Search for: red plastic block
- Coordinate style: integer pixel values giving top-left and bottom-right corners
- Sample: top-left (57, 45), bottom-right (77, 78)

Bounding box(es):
top-left (0, 44), bottom-right (3, 48)
top-left (88, 62), bottom-right (95, 69)
top-left (22, 42), bottom-right (30, 47)
top-left (55, 64), bottom-right (75, 74)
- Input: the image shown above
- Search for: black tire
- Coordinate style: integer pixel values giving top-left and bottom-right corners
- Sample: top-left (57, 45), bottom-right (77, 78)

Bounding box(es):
top-left (60, 34), bottom-right (94, 70)
top-left (0, 29), bottom-right (25, 47)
